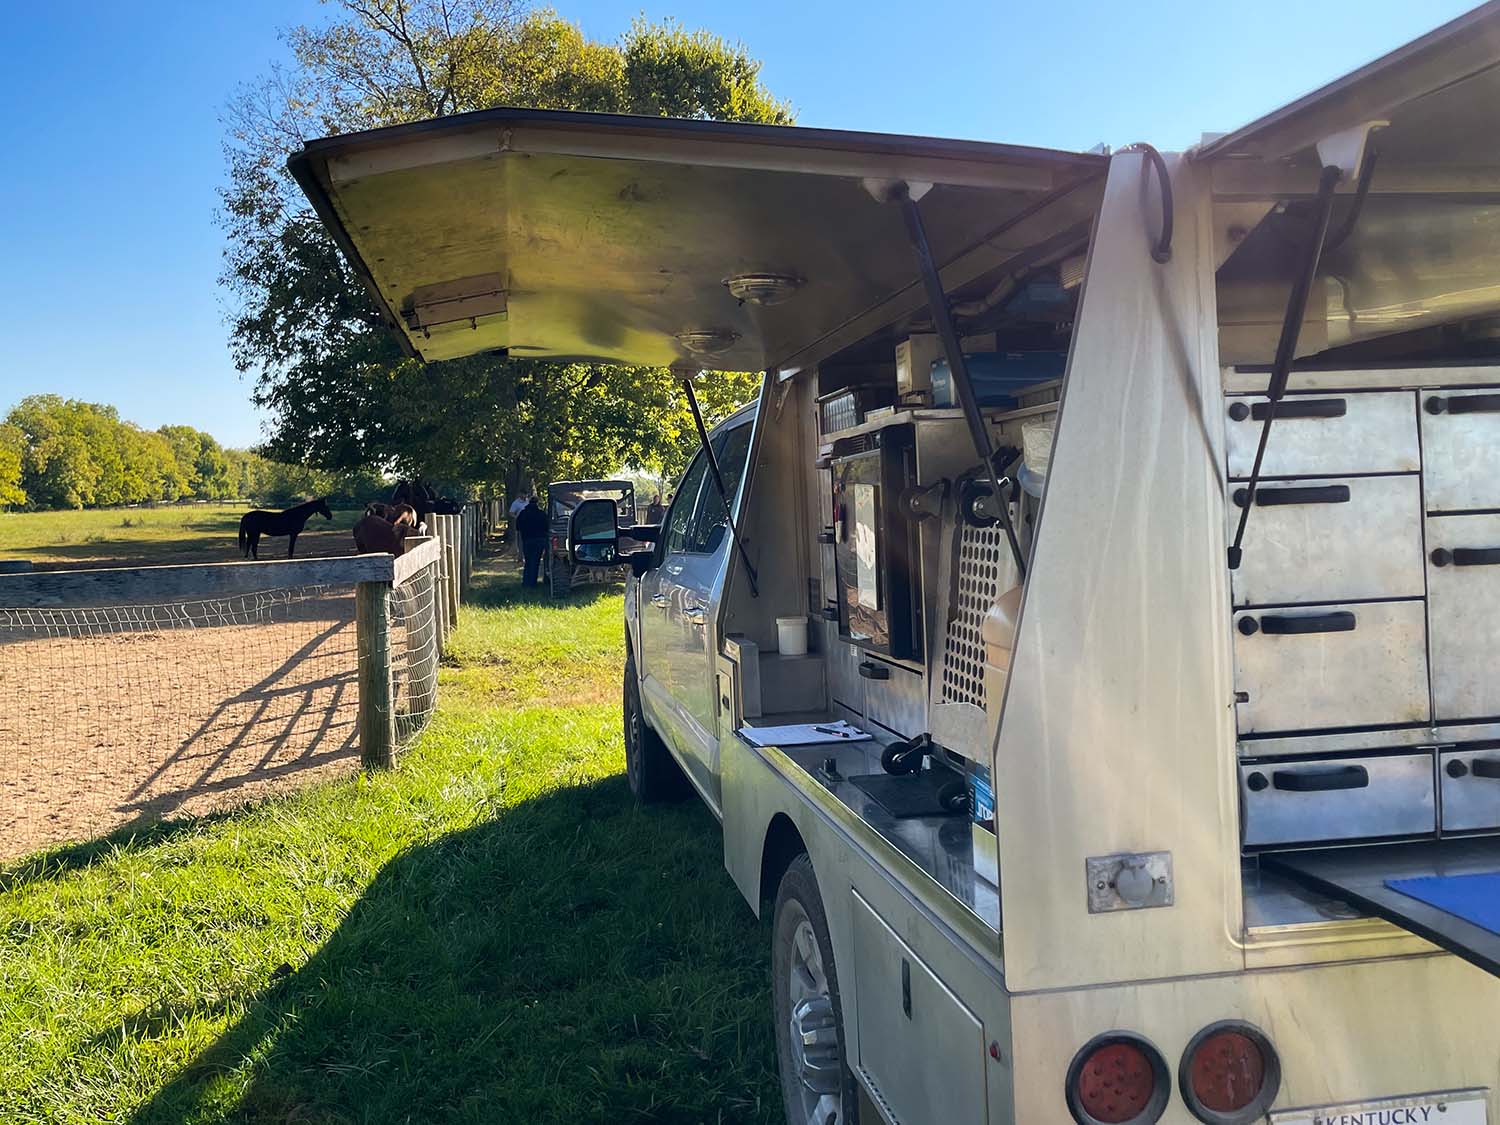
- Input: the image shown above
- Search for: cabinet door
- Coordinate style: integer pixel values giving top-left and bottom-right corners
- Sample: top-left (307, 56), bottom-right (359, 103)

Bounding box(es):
top-left (1426, 512), bottom-right (1500, 721)
top-left (1420, 390), bottom-right (1500, 511)
top-left (1225, 391), bottom-right (1418, 478)
top-left (1232, 600), bottom-right (1430, 734)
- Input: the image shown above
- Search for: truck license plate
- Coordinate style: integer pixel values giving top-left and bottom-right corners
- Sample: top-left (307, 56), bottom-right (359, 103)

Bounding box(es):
top-left (1273, 1089), bottom-right (1488, 1125)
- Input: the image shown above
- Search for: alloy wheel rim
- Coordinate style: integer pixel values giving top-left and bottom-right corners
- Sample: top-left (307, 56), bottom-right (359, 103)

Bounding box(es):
top-left (785, 913), bottom-right (843, 1125)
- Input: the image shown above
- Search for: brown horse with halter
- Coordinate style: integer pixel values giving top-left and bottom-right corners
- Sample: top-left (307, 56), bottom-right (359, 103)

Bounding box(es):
top-left (353, 503), bottom-right (420, 556)
top-left (238, 498), bottom-right (333, 559)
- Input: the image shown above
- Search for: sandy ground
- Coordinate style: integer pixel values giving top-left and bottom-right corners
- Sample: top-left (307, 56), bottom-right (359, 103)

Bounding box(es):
top-left (0, 594), bottom-right (362, 861)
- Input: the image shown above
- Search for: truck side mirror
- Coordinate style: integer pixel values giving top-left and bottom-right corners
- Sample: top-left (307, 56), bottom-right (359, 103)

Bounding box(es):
top-left (569, 498), bottom-right (621, 566)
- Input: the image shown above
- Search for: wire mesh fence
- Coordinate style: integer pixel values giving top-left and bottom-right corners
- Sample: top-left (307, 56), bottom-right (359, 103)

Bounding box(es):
top-left (0, 530), bottom-right (458, 863)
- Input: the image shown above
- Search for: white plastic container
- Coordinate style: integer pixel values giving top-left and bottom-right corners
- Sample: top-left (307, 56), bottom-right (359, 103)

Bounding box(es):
top-left (776, 615), bottom-right (809, 656)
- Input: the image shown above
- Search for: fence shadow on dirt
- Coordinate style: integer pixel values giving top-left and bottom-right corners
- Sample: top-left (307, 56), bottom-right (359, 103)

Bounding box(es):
top-left (125, 775), bottom-right (780, 1125)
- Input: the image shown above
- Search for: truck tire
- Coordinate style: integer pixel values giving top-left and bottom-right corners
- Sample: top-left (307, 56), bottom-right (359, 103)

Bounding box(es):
top-left (772, 854), bottom-right (860, 1125)
top-left (550, 556), bottom-right (571, 598)
top-left (623, 648), bottom-right (690, 803)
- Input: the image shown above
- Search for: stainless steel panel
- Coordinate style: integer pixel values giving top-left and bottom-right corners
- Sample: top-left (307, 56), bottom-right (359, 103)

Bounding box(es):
top-left (850, 890), bottom-right (988, 1125)
top-left (1240, 751), bottom-right (1435, 847)
top-left (1426, 512), bottom-right (1500, 721)
top-left (826, 624), bottom-right (865, 715)
top-left (1229, 474), bottom-right (1425, 606)
top-left (1440, 747), bottom-right (1500, 832)
top-left (863, 656), bottom-right (925, 738)
top-left (1233, 599), bottom-right (1430, 733)
top-left (1423, 390), bottom-right (1500, 511)
top-left (1225, 391), bottom-right (1419, 478)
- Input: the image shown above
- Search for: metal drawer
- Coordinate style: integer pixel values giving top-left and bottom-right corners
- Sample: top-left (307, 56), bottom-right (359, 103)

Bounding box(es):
top-left (1241, 751), bottom-right (1436, 848)
top-left (1225, 391), bottom-right (1419, 478)
top-left (1420, 388), bottom-right (1500, 511)
top-left (1426, 513), bottom-right (1500, 721)
top-left (1228, 475), bottom-right (1424, 607)
top-left (1232, 599), bottom-right (1430, 734)
top-left (1440, 746), bottom-right (1500, 832)
top-left (862, 655), bottom-right (925, 738)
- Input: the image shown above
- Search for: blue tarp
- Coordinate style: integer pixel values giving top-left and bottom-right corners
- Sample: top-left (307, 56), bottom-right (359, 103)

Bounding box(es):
top-left (1386, 872), bottom-right (1500, 934)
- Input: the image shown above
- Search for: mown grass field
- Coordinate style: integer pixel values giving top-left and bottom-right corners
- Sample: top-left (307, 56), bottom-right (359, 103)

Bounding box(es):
top-left (0, 557), bottom-right (780, 1124)
top-left (0, 504), bottom-right (362, 569)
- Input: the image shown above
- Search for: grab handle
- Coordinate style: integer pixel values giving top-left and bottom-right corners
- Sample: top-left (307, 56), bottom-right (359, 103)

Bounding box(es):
top-left (1239, 611), bottom-right (1357, 636)
top-left (1425, 394), bottom-right (1500, 415)
top-left (858, 661), bottom-right (890, 681)
top-left (1475, 758), bottom-right (1500, 780)
top-left (1431, 547), bottom-right (1500, 567)
top-left (1272, 764), bottom-right (1370, 792)
top-left (1227, 397), bottom-right (1347, 422)
top-left (1233, 484), bottom-right (1350, 508)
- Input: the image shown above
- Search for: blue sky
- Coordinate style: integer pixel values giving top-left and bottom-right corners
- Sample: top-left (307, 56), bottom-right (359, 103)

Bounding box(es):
top-left (0, 0), bottom-right (1477, 448)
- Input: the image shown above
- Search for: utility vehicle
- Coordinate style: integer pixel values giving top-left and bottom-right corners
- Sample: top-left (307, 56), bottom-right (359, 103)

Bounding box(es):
top-left (543, 479), bottom-right (635, 597)
top-left (294, 8), bottom-right (1500, 1120)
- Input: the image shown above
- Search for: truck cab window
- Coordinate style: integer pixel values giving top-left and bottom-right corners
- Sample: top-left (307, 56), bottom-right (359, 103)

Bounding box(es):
top-left (663, 452), bottom-right (711, 556)
top-left (687, 421), bottom-right (754, 555)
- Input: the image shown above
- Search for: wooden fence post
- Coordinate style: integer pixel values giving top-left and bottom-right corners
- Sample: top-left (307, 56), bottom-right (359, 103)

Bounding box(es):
top-left (355, 579), bottom-right (396, 769)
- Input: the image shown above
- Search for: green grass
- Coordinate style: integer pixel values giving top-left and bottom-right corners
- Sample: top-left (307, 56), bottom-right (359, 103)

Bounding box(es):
top-left (0, 559), bottom-right (779, 1124)
top-left (0, 505), bottom-right (362, 569)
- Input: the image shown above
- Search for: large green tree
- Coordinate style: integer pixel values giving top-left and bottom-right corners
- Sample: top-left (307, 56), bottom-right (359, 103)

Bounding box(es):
top-left (223, 1), bottom-right (782, 494)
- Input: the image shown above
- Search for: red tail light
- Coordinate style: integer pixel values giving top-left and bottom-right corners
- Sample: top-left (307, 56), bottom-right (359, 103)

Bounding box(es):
top-left (1180, 1022), bottom-right (1280, 1123)
top-left (1066, 1033), bottom-right (1169, 1125)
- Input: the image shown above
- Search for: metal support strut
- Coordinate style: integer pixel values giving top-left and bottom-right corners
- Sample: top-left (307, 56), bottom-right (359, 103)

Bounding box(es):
top-left (680, 373), bottom-right (759, 597)
top-left (1227, 164), bottom-right (1344, 570)
top-left (893, 184), bottom-right (1027, 579)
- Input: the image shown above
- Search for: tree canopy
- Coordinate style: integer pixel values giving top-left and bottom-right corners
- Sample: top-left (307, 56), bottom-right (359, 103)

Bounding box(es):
top-left (0, 395), bottom-right (382, 511)
top-left (223, 1), bottom-right (783, 495)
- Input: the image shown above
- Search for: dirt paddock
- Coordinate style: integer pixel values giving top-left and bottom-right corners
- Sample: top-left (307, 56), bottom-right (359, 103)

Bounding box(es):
top-left (0, 593), bottom-right (361, 861)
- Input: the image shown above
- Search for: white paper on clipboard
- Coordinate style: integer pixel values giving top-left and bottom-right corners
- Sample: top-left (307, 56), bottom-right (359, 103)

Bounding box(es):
top-left (738, 721), bottom-right (873, 748)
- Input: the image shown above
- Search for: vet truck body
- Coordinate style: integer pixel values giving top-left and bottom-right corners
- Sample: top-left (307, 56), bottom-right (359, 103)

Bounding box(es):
top-left (293, 7), bottom-right (1500, 1121)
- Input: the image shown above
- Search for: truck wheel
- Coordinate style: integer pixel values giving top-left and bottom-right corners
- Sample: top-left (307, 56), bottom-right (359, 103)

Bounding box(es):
top-left (772, 854), bottom-right (860, 1125)
top-left (623, 649), bottom-right (690, 803)
top-left (550, 556), bottom-right (572, 598)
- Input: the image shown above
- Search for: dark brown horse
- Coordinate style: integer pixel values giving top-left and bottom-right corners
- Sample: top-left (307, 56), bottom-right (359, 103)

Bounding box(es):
top-left (353, 512), bottom-right (417, 556)
top-left (238, 498), bottom-right (333, 559)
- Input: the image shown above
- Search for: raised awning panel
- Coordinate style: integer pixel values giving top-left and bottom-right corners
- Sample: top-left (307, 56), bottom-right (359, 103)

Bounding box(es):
top-left (289, 109), bottom-right (1105, 369)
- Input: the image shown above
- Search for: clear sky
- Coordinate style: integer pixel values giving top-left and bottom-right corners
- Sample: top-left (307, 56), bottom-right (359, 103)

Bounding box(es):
top-left (0, 0), bottom-right (1478, 449)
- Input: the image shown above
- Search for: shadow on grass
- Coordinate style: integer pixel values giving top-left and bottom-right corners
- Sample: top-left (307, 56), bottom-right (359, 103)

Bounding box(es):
top-left (463, 559), bottom-right (619, 611)
top-left (0, 814), bottom-right (236, 893)
top-left (127, 776), bottom-right (780, 1125)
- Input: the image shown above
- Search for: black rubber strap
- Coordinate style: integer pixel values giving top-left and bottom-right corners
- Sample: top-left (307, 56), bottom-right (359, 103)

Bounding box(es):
top-left (1426, 394), bottom-right (1500, 416)
top-left (1249, 398), bottom-right (1346, 421)
top-left (1252, 611), bottom-right (1357, 636)
top-left (1234, 484), bottom-right (1350, 508)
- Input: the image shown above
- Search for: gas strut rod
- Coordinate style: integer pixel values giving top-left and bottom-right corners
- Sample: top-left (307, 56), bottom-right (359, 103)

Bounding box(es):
top-left (1227, 164), bottom-right (1344, 570)
top-left (894, 184), bottom-right (1027, 579)
top-left (680, 373), bottom-right (759, 597)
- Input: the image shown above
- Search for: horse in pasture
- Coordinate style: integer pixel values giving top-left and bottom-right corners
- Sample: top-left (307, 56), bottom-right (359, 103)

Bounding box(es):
top-left (353, 511), bottom-right (417, 557)
top-left (238, 498), bottom-right (333, 559)
top-left (366, 502), bottom-right (421, 531)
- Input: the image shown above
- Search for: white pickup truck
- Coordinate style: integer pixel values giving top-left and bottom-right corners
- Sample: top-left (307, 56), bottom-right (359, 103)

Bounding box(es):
top-left (295, 6), bottom-right (1500, 1122)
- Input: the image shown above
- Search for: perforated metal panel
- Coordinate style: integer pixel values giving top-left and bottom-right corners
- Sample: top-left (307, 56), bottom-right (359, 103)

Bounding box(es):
top-left (940, 523), bottom-right (1008, 709)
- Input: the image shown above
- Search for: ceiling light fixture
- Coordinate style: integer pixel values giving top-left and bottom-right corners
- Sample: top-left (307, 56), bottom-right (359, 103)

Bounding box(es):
top-left (724, 272), bottom-right (804, 307)
top-left (674, 329), bottom-right (741, 358)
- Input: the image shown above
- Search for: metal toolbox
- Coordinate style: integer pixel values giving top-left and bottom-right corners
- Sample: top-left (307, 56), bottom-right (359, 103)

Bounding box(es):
top-left (1420, 388), bottom-right (1500, 511)
top-left (1225, 391), bottom-right (1419, 478)
top-left (1232, 599), bottom-right (1430, 734)
top-left (1228, 474), bottom-right (1425, 607)
top-left (1440, 744), bottom-right (1500, 832)
top-left (1425, 512), bottom-right (1500, 721)
top-left (1240, 750), bottom-right (1436, 848)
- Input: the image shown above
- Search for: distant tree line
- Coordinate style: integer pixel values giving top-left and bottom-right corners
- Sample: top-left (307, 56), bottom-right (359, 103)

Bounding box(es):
top-left (0, 395), bottom-right (385, 511)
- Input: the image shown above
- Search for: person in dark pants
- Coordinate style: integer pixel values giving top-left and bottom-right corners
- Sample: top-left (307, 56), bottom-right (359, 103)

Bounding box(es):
top-left (516, 497), bottom-right (549, 586)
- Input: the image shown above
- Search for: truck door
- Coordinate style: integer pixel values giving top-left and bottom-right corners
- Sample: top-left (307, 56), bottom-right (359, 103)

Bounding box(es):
top-left (643, 420), bottom-right (755, 804)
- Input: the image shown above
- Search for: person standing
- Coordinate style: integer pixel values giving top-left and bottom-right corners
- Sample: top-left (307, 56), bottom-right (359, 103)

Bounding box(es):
top-left (516, 496), bottom-right (549, 587)
top-left (646, 492), bottom-right (666, 524)
top-left (509, 492), bottom-right (530, 559)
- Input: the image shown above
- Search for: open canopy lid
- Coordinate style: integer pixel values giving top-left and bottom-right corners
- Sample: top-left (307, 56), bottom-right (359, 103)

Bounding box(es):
top-left (289, 108), bottom-right (1105, 370)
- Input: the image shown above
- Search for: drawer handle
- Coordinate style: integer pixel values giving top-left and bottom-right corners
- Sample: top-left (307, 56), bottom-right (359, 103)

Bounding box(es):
top-left (1431, 547), bottom-right (1500, 567)
top-left (1238, 611), bottom-right (1356, 636)
top-left (858, 660), bottom-right (890, 680)
top-left (1272, 764), bottom-right (1370, 792)
top-left (1425, 393), bottom-right (1500, 415)
top-left (1233, 484), bottom-right (1351, 508)
top-left (1452, 757), bottom-right (1500, 780)
top-left (1227, 397), bottom-right (1347, 422)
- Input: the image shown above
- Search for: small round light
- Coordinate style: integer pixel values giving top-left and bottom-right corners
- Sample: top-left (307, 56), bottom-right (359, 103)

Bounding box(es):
top-left (1180, 1022), bottom-right (1280, 1124)
top-left (723, 272), bottom-right (804, 306)
top-left (1067, 1033), bottom-right (1170, 1125)
top-left (674, 329), bottom-right (740, 357)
